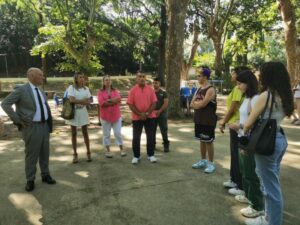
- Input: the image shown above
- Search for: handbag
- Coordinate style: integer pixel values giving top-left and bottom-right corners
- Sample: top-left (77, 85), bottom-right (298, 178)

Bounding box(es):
top-left (61, 89), bottom-right (75, 120)
top-left (239, 91), bottom-right (277, 155)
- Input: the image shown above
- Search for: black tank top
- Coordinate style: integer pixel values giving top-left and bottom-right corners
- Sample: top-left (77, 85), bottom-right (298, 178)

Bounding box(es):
top-left (193, 86), bottom-right (217, 126)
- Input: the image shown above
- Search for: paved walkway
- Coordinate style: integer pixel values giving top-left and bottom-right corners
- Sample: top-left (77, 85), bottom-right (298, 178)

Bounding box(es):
top-left (0, 99), bottom-right (299, 225)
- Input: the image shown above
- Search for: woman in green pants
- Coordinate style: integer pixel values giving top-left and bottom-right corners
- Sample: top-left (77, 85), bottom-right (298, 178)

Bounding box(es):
top-left (229, 70), bottom-right (264, 218)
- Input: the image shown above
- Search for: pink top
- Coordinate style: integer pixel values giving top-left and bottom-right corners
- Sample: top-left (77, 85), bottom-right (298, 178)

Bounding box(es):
top-left (97, 89), bottom-right (121, 123)
top-left (127, 84), bottom-right (157, 121)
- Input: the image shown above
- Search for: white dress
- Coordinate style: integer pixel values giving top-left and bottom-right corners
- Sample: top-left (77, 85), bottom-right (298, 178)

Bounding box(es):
top-left (65, 85), bottom-right (91, 127)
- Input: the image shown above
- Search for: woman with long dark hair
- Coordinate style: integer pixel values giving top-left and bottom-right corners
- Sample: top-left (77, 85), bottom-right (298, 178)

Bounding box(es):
top-left (229, 70), bottom-right (264, 219)
top-left (97, 76), bottom-right (125, 158)
top-left (243, 62), bottom-right (293, 225)
top-left (66, 73), bottom-right (92, 163)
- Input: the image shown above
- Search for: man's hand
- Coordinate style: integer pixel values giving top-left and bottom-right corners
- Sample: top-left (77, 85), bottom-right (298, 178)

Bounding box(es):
top-left (155, 110), bottom-right (161, 117)
top-left (219, 121), bottom-right (225, 133)
top-left (139, 112), bottom-right (148, 121)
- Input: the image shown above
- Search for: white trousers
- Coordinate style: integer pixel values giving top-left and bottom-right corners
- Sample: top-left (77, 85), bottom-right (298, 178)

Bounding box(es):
top-left (101, 118), bottom-right (123, 146)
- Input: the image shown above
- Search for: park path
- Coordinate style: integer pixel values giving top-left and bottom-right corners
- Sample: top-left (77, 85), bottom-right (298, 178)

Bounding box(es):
top-left (0, 95), bottom-right (299, 225)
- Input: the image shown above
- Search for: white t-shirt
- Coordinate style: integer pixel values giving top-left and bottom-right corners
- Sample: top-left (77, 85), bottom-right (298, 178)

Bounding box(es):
top-left (239, 95), bottom-right (259, 125)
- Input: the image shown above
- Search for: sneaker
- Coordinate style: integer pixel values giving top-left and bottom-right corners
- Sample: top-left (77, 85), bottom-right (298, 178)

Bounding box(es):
top-left (235, 195), bottom-right (250, 204)
top-left (245, 216), bottom-right (268, 225)
top-left (223, 180), bottom-right (237, 188)
top-left (105, 151), bottom-right (113, 158)
top-left (192, 159), bottom-right (207, 169)
top-left (204, 162), bottom-right (215, 173)
top-left (148, 156), bottom-right (157, 163)
top-left (228, 188), bottom-right (245, 196)
top-left (120, 150), bottom-right (127, 157)
top-left (131, 157), bottom-right (140, 164)
top-left (295, 120), bottom-right (300, 125)
top-left (240, 206), bottom-right (264, 218)
top-left (291, 118), bottom-right (298, 124)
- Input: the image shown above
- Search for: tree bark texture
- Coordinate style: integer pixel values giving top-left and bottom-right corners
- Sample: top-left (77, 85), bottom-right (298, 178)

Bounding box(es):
top-left (278, 0), bottom-right (298, 84)
top-left (166, 0), bottom-right (190, 118)
top-left (157, 2), bottom-right (168, 87)
top-left (181, 20), bottom-right (200, 80)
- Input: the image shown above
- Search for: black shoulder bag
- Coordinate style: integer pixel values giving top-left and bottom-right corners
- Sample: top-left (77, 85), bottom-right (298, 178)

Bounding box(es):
top-left (240, 91), bottom-right (277, 155)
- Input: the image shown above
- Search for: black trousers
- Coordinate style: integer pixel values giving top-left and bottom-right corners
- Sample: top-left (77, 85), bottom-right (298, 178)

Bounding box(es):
top-left (154, 115), bottom-right (170, 148)
top-left (132, 118), bottom-right (156, 158)
top-left (230, 128), bottom-right (243, 189)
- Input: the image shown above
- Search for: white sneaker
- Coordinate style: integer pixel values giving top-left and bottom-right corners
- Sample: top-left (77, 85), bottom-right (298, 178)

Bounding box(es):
top-left (223, 180), bottom-right (237, 188)
top-left (228, 188), bottom-right (245, 196)
top-left (204, 162), bottom-right (215, 173)
top-left (245, 216), bottom-right (268, 225)
top-left (240, 206), bottom-right (264, 218)
top-left (148, 156), bottom-right (157, 163)
top-left (131, 157), bottom-right (140, 164)
top-left (235, 195), bottom-right (250, 204)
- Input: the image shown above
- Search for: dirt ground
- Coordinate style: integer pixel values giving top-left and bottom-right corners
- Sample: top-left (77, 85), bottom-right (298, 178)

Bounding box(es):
top-left (0, 96), bottom-right (299, 225)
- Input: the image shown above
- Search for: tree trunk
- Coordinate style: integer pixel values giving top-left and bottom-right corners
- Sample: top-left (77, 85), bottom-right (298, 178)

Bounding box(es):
top-left (42, 56), bottom-right (47, 84)
top-left (181, 20), bottom-right (200, 80)
top-left (278, 0), bottom-right (298, 84)
top-left (166, 0), bottom-right (190, 118)
top-left (212, 35), bottom-right (223, 77)
top-left (157, 2), bottom-right (168, 87)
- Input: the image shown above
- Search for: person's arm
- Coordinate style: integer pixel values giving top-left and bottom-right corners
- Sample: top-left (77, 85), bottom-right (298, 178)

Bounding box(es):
top-left (128, 104), bottom-right (147, 120)
top-left (146, 102), bottom-right (156, 116)
top-left (243, 91), bottom-right (268, 133)
top-left (219, 101), bottom-right (240, 133)
top-left (68, 87), bottom-right (89, 105)
top-left (69, 96), bottom-right (90, 105)
top-left (1, 88), bottom-right (23, 126)
top-left (156, 98), bottom-right (168, 117)
top-left (192, 87), bottom-right (215, 109)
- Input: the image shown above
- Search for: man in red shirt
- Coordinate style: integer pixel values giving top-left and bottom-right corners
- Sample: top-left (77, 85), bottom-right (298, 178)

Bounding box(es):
top-left (127, 71), bottom-right (157, 164)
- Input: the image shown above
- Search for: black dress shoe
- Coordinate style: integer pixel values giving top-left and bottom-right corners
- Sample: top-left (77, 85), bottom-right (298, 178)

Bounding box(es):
top-left (25, 181), bottom-right (35, 192)
top-left (42, 175), bottom-right (56, 184)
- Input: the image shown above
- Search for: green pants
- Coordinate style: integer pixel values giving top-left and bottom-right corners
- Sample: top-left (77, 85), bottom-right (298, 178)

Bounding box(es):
top-left (239, 150), bottom-right (264, 211)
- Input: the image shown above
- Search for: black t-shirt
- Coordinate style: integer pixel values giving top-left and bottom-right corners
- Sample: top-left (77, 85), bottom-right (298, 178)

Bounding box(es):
top-left (155, 89), bottom-right (168, 114)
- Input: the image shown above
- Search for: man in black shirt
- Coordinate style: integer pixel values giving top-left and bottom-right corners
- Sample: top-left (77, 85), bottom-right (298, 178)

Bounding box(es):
top-left (153, 77), bottom-right (170, 152)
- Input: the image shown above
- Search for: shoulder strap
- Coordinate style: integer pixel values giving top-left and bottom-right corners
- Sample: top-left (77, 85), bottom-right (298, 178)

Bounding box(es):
top-left (261, 91), bottom-right (275, 120)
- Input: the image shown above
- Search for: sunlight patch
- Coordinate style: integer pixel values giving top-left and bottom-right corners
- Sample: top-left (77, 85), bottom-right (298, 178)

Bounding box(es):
top-left (177, 148), bottom-right (193, 154)
top-left (8, 193), bottom-right (42, 225)
top-left (177, 127), bottom-right (193, 133)
top-left (74, 171), bottom-right (89, 178)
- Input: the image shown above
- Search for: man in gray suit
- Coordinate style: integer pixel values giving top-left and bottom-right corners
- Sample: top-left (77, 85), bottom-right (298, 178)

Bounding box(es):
top-left (1, 68), bottom-right (56, 192)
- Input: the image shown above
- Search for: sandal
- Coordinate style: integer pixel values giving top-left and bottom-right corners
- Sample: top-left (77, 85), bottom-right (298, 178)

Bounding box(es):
top-left (72, 154), bottom-right (78, 164)
top-left (87, 153), bottom-right (92, 162)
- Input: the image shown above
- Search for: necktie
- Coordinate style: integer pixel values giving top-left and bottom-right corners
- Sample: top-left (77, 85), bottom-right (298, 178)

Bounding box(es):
top-left (35, 87), bottom-right (45, 122)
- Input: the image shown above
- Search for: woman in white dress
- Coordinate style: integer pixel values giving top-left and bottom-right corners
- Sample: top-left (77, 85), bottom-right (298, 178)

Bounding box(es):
top-left (66, 73), bottom-right (92, 163)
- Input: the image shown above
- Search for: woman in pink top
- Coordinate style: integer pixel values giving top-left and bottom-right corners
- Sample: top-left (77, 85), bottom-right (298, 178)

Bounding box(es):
top-left (98, 76), bottom-right (125, 158)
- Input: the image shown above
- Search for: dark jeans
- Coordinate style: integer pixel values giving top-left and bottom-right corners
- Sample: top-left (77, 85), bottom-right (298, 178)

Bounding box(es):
top-left (154, 114), bottom-right (170, 148)
top-left (239, 151), bottom-right (264, 211)
top-left (132, 118), bottom-right (156, 158)
top-left (230, 128), bottom-right (243, 189)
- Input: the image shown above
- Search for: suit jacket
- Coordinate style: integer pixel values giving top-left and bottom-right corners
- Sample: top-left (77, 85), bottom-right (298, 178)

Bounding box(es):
top-left (1, 83), bottom-right (53, 133)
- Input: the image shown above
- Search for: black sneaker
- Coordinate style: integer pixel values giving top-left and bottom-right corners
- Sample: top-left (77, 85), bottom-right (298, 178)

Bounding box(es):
top-left (42, 175), bottom-right (56, 184)
top-left (25, 181), bottom-right (35, 192)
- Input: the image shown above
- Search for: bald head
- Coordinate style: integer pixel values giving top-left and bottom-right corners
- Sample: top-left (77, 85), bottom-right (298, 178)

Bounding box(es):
top-left (27, 68), bottom-right (44, 86)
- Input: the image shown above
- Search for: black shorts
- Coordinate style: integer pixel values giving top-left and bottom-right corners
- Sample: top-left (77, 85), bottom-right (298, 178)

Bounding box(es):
top-left (194, 124), bottom-right (215, 143)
